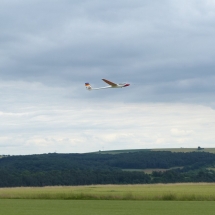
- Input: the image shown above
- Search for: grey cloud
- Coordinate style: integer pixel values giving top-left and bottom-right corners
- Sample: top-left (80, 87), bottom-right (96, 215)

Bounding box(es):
top-left (1, 1), bottom-right (215, 103)
top-left (1, 0), bottom-right (215, 155)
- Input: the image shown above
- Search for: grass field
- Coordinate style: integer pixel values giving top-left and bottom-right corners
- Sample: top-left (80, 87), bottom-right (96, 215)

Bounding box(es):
top-left (151, 148), bottom-right (215, 153)
top-left (1, 184), bottom-right (215, 215)
top-left (123, 166), bottom-right (183, 174)
top-left (1, 199), bottom-right (215, 215)
top-left (94, 148), bottom-right (215, 154)
top-left (1, 183), bottom-right (215, 201)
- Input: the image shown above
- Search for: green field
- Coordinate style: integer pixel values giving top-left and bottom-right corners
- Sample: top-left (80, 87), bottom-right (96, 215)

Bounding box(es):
top-left (1, 184), bottom-right (215, 215)
top-left (1, 200), bottom-right (215, 215)
top-left (1, 183), bottom-right (215, 201)
top-left (152, 148), bottom-right (215, 153)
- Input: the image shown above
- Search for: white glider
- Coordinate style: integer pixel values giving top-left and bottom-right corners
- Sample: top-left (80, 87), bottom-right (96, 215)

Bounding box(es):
top-left (85, 79), bottom-right (130, 90)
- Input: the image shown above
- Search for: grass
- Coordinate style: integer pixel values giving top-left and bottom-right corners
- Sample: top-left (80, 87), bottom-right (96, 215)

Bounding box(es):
top-left (123, 167), bottom-right (183, 174)
top-left (123, 168), bottom-right (168, 174)
top-left (1, 183), bottom-right (215, 201)
top-left (151, 148), bottom-right (215, 153)
top-left (93, 149), bottom-right (150, 154)
top-left (1, 184), bottom-right (215, 215)
top-left (0, 200), bottom-right (215, 215)
top-left (207, 167), bottom-right (215, 171)
top-left (93, 148), bottom-right (215, 154)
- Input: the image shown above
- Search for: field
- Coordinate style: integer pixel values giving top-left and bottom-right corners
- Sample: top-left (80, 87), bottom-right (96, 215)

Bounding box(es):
top-left (1, 183), bottom-right (215, 215)
top-left (1, 200), bottom-right (215, 215)
top-left (95, 148), bottom-right (215, 154)
top-left (1, 183), bottom-right (215, 201)
top-left (123, 166), bottom-right (183, 174)
top-left (152, 148), bottom-right (215, 153)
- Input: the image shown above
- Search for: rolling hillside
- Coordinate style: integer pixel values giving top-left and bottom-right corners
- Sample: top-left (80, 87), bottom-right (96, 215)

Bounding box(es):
top-left (93, 148), bottom-right (215, 154)
top-left (0, 150), bottom-right (215, 187)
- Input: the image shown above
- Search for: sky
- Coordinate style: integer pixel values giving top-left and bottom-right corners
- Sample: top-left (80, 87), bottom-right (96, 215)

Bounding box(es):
top-left (1, 0), bottom-right (215, 155)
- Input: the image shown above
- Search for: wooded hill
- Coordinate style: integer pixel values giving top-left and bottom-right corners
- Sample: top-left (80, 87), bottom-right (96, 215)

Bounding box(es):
top-left (0, 151), bottom-right (215, 187)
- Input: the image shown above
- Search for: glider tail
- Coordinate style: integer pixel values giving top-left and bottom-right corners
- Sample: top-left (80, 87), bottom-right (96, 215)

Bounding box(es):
top-left (85, 83), bottom-right (92, 90)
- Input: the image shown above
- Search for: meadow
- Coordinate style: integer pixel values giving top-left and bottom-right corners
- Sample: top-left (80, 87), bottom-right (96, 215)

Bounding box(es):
top-left (152, 148), bottom-right (215, 153)
top-left (1, 183), bottom-right (215, 215)
top-left (98, 148), bottom-right (215, 154)
top-left (1, 200), bottom-right (215, 215)
top-left (1, 183), bottom-right (215, 201)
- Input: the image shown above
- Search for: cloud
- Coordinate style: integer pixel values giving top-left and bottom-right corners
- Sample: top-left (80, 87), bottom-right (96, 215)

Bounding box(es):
top-left (171, 128), bottom-right (193, 137)
top-left (0, 83), bottom-right (215, 155)
top-left (1, 1), bottom-right (215, 154)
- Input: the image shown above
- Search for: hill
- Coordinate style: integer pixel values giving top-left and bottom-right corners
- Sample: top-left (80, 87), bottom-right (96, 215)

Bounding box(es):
top-left (93, 148), bottom-right (215, 154)
top-left (0, 150), bottom-right (215, 187)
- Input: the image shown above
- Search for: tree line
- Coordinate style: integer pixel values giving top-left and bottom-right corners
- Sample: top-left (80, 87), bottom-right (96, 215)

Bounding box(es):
top-left (0, 151), bottom-right (215, 187)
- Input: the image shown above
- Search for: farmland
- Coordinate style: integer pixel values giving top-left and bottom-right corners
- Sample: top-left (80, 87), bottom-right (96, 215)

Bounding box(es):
top-left (1, 150), bottom-right (215, 187)
top-left (96, 148), bottom-right (215, 154)
top-left (0, 183), bottom-right (215, 201)
top-left (1, 199), bottom-right (215, 215)
top-left (1, 184), bottom-right (215, 215)
top-left (1, 150), bottom-right (214, 214)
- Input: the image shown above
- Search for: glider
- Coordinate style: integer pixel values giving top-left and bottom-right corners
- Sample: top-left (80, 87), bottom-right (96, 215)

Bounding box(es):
top-left (85, 79), bottom-right (130, 90)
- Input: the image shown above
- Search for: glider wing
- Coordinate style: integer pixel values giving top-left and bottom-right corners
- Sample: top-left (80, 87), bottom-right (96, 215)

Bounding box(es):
top-left (102, 79), bottom-right (118, 87)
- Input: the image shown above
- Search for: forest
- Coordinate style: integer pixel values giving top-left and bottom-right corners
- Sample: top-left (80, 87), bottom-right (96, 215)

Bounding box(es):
top-left (0, 151), bottom-right (215, 187)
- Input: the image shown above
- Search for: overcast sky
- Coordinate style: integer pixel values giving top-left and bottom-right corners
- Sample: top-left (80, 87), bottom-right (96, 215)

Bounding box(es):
top-left (1, 0), bottom-right (215, 155)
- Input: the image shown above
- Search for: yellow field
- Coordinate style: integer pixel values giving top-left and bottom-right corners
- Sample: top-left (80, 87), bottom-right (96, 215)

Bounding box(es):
top-left (1, 183), bottom-right (215, 201)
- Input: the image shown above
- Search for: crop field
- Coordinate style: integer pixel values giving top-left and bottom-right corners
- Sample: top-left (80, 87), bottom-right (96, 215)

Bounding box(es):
top-left (1, 183), bottom-right (215, 215)
top-left (1, 183), bottom-right (215, 201)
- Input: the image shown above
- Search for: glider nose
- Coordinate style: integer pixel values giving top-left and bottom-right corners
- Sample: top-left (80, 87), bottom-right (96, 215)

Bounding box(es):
top-left (124, 83), bottom-right (130, 87)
